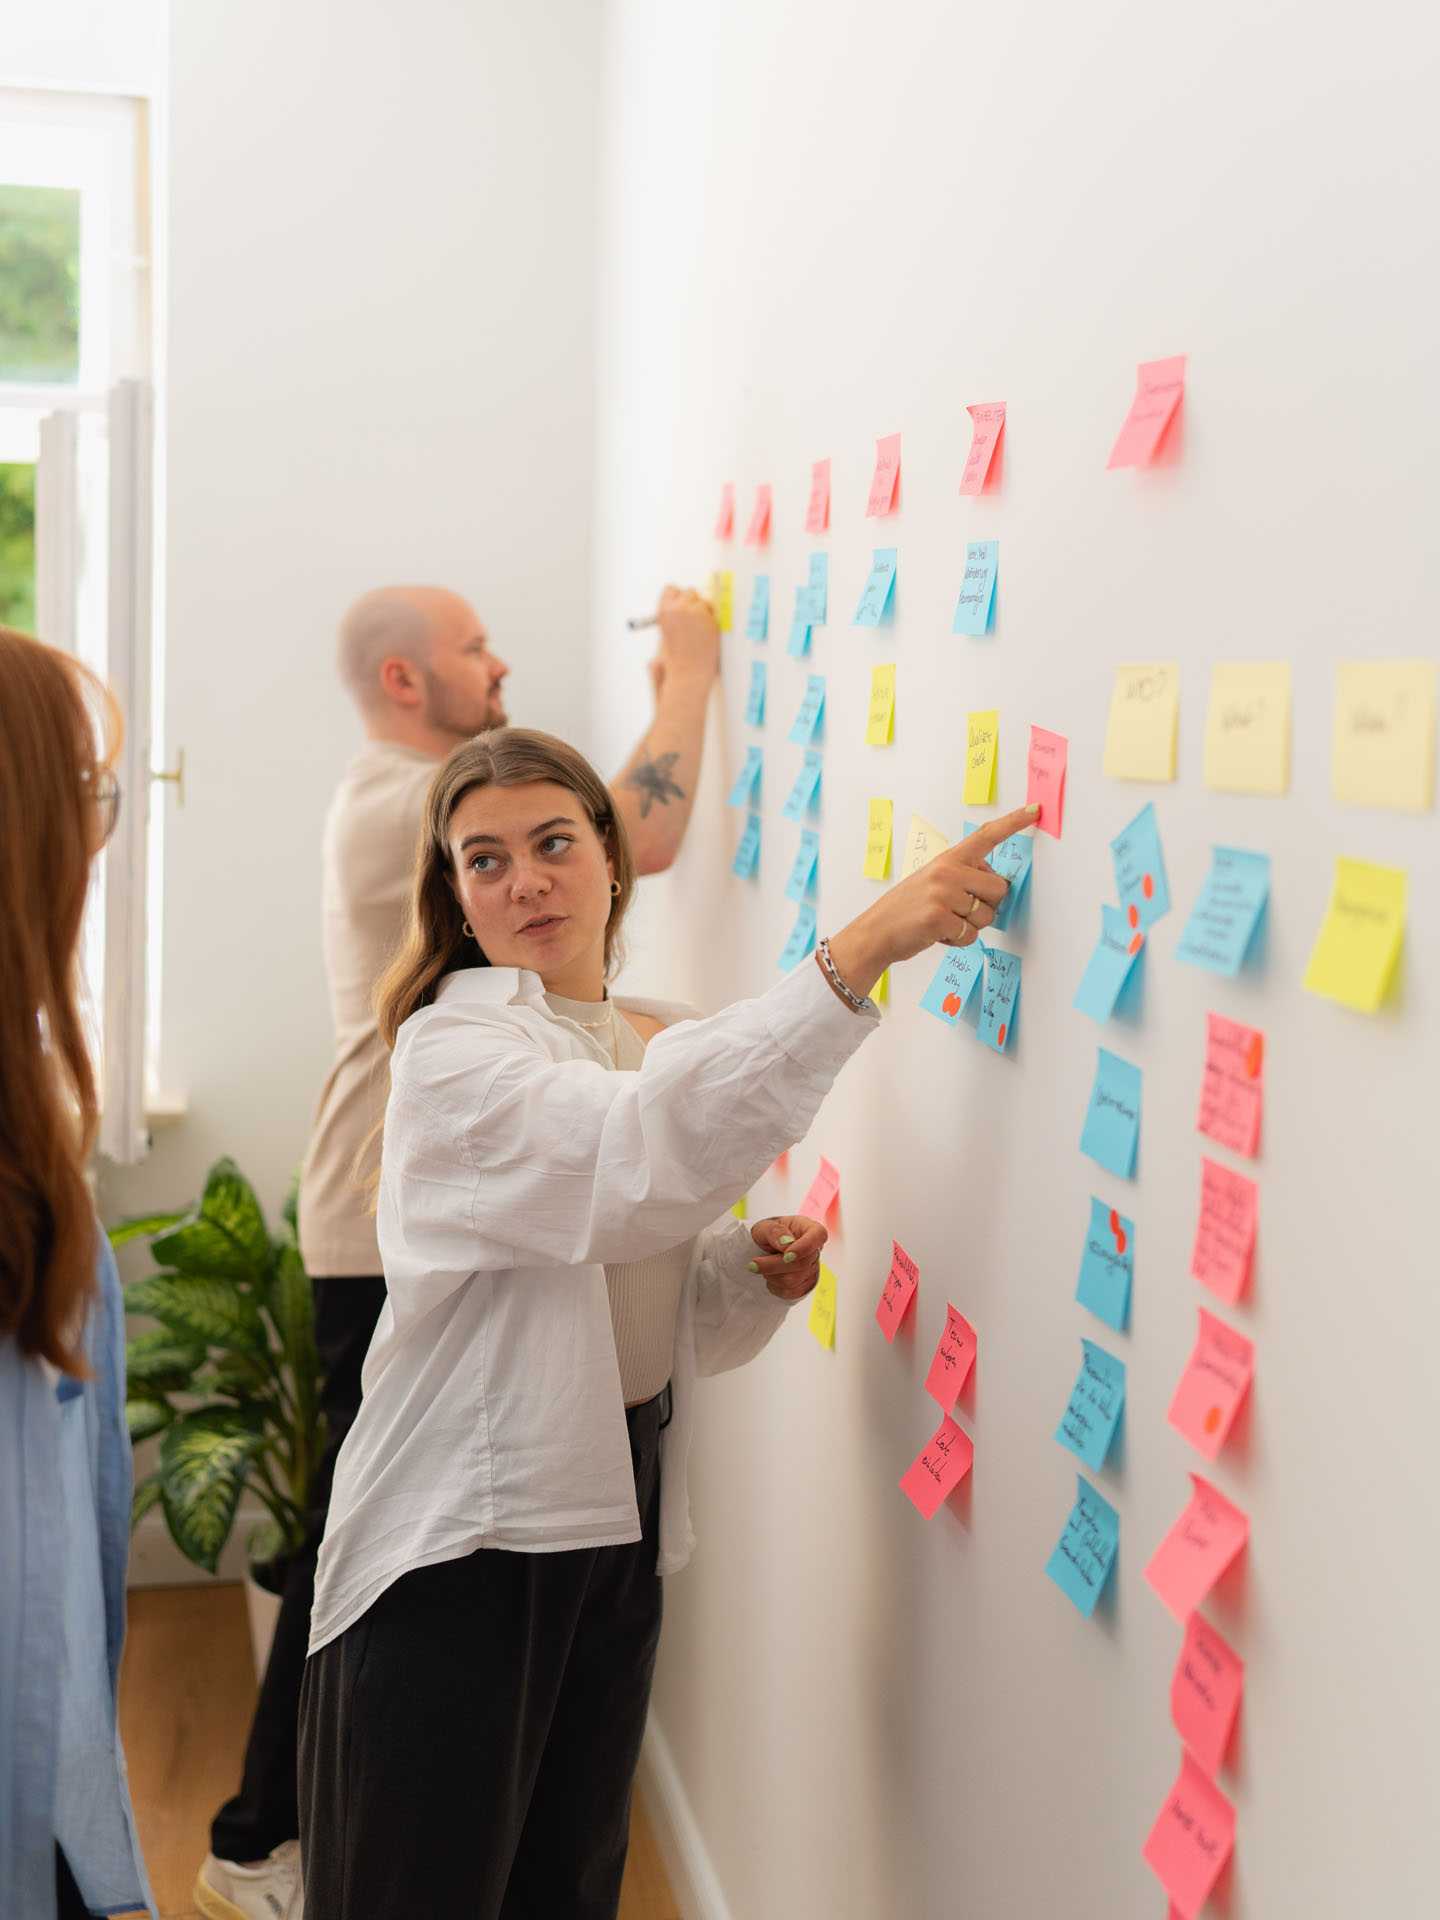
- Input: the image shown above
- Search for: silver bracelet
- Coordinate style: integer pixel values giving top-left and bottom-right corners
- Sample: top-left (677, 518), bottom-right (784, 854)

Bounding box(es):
top-left (815, 937), bottom-right (878, 1016)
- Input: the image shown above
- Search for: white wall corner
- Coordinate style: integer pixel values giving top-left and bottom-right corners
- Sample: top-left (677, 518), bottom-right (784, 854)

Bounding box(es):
top-left (637, 1714), bottom-right (732, 1920)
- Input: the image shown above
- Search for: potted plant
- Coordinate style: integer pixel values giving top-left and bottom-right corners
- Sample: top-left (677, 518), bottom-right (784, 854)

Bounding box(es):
top-left (110, 1157), bottom-right (324, 1670)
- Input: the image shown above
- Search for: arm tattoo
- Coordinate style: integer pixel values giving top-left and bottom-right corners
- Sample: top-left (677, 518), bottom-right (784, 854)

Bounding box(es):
top-left (625, 751), bottom-right (686, 817)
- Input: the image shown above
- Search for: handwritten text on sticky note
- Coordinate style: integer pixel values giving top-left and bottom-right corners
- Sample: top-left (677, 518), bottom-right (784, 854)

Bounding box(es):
top-left (1046, 1474), bottom-right (1120, 1617)
top-left (1190, 1158), bottom-right (1258, 1305)
top-left (965, 711), bottom-right (998, 805)
top-left (1167, 1307), bottom-right (1254, 1462)
top-left (1332, 659), bottom-right (1435, 811)
top-left (807, 1261), bottom-right (838, 1350)
top-left (1302, 856), bottom-right (1407, 1014)
top-left (900, 1413), bottom-right (973, 1518)
top-left (1076, 1198), bottom-right (1133, 1332)
top-left (925, 1303), bottom-right (977, 1406)
top-left (1197, 1012), bottom-right (1263, 1158)
top-left (866, 432), bottom-right (901, 517)
top-left (854, 548), bottom-right (898, 627)
top-left (1204, 661), bottom-right (1291, 794)
top-left (875, 1240), bottom-right (918, 1342)
top-left (919, 945), bottom-right (985, 1028)
top-left (1107, 354), bottom-right (1186, 469)
top-left (1144, 1472), bottom-right (1249, 1622)
top-left (1111, 801), bottom-right (1170, 930)
top-left (1176, 847), bottom-right (1269, 976)
top-left (960, 402), bottom-right (1005, 495)
top-left (863, 798), bottom-right (893, 880)
top-left (1055, 1339), bottom-right (1126, 1470)
top-left (865, 664), bottom-right (896, 746)
top-left (1081, 1047), bottom-right (1142, 1178)
top-left (1104, 663), bottom-right (1179, 781)
top-left (952, 540), bottom-right (998, 636)
top-left (1171, 1613), bottom-right (1244, 1777)
top-left (804, 457), bottom-right (831, 535)
top-left (1142, 1751), bottom-right (1236, 1915)
top-left (1026, 726), bottom-right (1067, 836)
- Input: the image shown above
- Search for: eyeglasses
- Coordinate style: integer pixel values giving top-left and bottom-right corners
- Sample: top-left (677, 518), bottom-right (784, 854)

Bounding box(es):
top-left (82, 766), bottom-right (122, 848)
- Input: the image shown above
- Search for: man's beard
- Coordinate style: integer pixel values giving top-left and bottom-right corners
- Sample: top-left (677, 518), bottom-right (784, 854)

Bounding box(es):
top-left (423, 668), bottom-right (507, 740)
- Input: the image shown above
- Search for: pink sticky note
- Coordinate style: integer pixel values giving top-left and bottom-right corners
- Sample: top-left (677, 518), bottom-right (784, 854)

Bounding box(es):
top-left (744, 483), bottom-right (772, 547)
top-left (1197, 1012), bottom-right (1263, 1159)
top-left (1107, 354), bottom-right (1188, 470)
top-left (865, 432), bottom-right (901, 518)
top-left (804, 457), bottom-right (831, 534)
top-left (1189, 1157), bottom-right (1258, 1305)
top-left (875, 1239), bottom-right (919, 1342)
top-left (1142, 1750), bottom-right (1236, 1915)
top-left (960, 401), bottom-right (1006, 495)
top-left (1145, 1473), bottom-right (1249, 1623)
top-left (1171, 1612), bottom-right (1244, 1778)
top-left (925, 1303), bottom-right (978, 1407)
top-left (1026, 725), bottom-right (1068, 837)
top-left (713, 482), bottom-right (735, 539)
top-left (1167, 1308), bottom-right (1254, 1462)
top-left (799, 1155), bottom-right (840, 1222)
top-left (899, 1413), bottom-right (974, 1519)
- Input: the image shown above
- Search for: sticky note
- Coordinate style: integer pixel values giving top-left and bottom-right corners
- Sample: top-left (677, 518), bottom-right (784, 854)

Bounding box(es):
top-left (807, 1261), bottom-right (838, 1350)
top-left (900, 1414), bottom-right (974, 1519)
top-left (875, 1240), bottom-right (919, 1342)
top-left (1073, 904), bottom-right (1144, 1024)
top-left (872, 969), bottom-right (890, 1005)
top-left (804, 456), bottom-right (831, 535)
top-left (952, 540), bottom-right (999, 636)
top-left (1080, 1048), bottom-right (1141, 1179)
top-left (745, 658), bottom-right (767, 727)
top-left (787, 606), bottom-right (813, 659)
top-left (800, 1155), bottom-right (841, 1222)
top-left (862, 799), bottom-right (893, 879)
top-left (1190, 1158), bottom-right (1258, 1306)
top-left (1203, 661), bottom-right (1291, 794)
top-left (960, 401), bottom-right (1005, 495)
top-left (1055, 1339), bottom-right (1126, 1471)
top-left (1045, 1474), bottom-right (1120, 1618)
top-left (854, 548), bottom-right (898, 627)
top-left (969, 822), bottom-right (1034, 931)
top-left (745, 574), bottom-right (770, 641)
top-left (779, 902), bottom-right (817, 971)
top-left (924, 1303), bottom-right (978, 1406)
top-left (714, 482), bottom-right (735, 539)
top-left (788, 674), bottom-right (826, 745)
top-left (785, 829), bottom-right (820, 904)
top-left (919, 945), bottom-right (985, 1027)
top-left (1107, 353), bottom-right (1187, 469)
top-left (1333, 660), bottom-right (1436, 810)
top-left (726, 745), bottom-right (762, 809)
top-left (731, 813), bottom-right (761, 879)
top-left (744, 482), bottom-right (772, 547)
top-left (1076, 1198), bottom-right (1133, 1333)
top-left (901, 813), bottom-right (948, 878)
top-left (1143, 1752), bottom-right (1236, 1916)
top-left (866, 431), bottom-right (901, 517)
top-left (1144, 1472), bottom-right (1249, 1622)
top-left (977, 946), bottom-right (1021, 1053)
top-left (805, 551), bottom-right (829, 624)
top-left (782, 750), bottom-right (823, 821)
top-left (865, 664), bottom-right (896, 746)
top-left (730, 1195), bottom-right (748, 1220)
top-left (1198, 1012), bottom-right (1263, 1158)
top-left (1176, 847), bottom-right (1270, 977)
top-left (1110, 801), bottom-right (1170, 930)
top-left (964, 711), bottom-right (999, 805)
top-left (1103, 663), bottom-right (1180, 782)
top-left (708, 569), bottom-right (734, 633)
top-left (1168, 1308), bottom-right (1254, 1462)
top-left (1302, 856), bottom-right (1407, 1013)
top-left (1026, 726), bottom-right (1067, 837)
top-left (1171, 1613), bottom-right (1244, 1778)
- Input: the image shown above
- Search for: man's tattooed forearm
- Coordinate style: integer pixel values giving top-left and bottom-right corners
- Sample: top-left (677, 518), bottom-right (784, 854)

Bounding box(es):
top-left (625, 751), bottom-right (686, 817)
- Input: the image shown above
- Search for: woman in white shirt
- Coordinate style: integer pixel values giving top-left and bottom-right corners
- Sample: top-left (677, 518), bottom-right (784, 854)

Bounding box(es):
top-left (298, 726), bottom-right (1034, 1919)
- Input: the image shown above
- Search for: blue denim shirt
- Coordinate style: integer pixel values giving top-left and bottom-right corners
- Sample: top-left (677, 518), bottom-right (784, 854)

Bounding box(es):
top-left (0, 1230), bottom-right (155, 1918)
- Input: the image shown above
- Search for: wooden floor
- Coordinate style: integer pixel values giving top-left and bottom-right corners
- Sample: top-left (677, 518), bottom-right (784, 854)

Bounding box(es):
top-left (119, 1583), bottom-right (680, 1920)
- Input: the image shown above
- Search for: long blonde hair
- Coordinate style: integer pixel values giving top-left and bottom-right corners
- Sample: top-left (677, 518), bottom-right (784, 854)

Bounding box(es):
top-left (375, 728), bottom-right (638, 1050)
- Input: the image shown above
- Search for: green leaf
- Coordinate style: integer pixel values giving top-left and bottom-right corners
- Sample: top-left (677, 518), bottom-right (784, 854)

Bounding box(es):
top-left (125, 1326), bottom-right (207, 1391)
top-left (131, 1476), bottom-right (163, 1528)
top-left (120, 1273), bottom-right (267, 1353)
top-left (108, 1207), bottom-right (190, 1248)
top-left (158, 1406), bottom-right (266, 1574)
top-left (281, 1174), bottom-right (300, 1242)
top-left (270, 1242), bottom-right (318, 1395)
top-left (247, 1515), bottom-right (287, 1567)
top-left (126, 1395), bottom-right (175, 1442)
top-left (150, 1158), bottom-right (272, 1284)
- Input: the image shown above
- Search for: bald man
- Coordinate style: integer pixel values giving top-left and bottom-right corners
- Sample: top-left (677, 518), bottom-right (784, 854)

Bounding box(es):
top-left (197, 584), bottom-right (718, 1920)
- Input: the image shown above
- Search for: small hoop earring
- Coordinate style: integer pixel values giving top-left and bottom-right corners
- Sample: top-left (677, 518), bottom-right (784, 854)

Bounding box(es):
top-left (609, 881), bottom-right (621, 898)
top-left (462, 920), bottom-right (475, 938)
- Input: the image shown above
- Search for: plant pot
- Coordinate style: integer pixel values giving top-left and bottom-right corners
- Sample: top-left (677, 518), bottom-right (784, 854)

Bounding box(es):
top-left (244, 1573), bottom-right (284, 1679)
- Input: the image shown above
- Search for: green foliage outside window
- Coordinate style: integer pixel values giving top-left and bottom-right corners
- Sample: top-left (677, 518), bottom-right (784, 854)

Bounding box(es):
top-left (0, 183), bottom-right (81, 383)
top-left (0, 464), bottom-right (35, 631)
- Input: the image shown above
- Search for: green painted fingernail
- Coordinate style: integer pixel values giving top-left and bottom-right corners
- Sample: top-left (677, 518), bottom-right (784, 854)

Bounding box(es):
top-left (779, 1234), bottom-right (795, 1246)
top-left (747, 1261), bottom-right (759, 1273)
top-left (783, 1250), bottom-right (797, 1263)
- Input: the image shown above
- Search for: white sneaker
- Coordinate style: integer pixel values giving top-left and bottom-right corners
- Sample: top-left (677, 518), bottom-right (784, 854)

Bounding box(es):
top-left (195, 1841), bottom-right (304, 1920)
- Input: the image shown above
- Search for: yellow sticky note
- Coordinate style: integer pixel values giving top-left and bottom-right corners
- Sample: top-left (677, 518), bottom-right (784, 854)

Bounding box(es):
top-left (1332, 661), bottom-right (1436, 812)
top-left (1302, 857), bottom-right (1407, 1013)
top-left (901, 812), bottom-right (949, 878)
top-left (866, 663), bottom-right (896, 746)
top-left (871, 969), bottom-right (890, 1005)
top-left (708, 569), bottom-right (734, 633)
top-left (807, 1261), bottom-right (838, 1350)
top-left (964, 710), bottom-right (998, 804)
top-left (731, 1195), bottom-right (748, 1220)
top-left (1104, 663), bottom-right (1180, 781)
top-left (1203, 663), bottom-right (1291, 794)
top-left (863, 798), bottom-right (893, 879)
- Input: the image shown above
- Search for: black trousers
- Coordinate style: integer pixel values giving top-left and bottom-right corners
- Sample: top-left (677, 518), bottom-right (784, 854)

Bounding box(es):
top-left (297, 1392), bottom-right (666, 1920)
top-left (210, 1274), bottom-right (389, 1862)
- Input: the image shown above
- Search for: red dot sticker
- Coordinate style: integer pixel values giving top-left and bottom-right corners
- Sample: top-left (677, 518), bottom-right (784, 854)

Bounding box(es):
top-left (1142, 872), bottom-right (1155, 901)
top-left (997, 1023), bottom-right (1008, 1048)
top-left (1127, 903), bottom-right (1140, 929)
top-left (1108, 1209), bottom-right (1127, 1255)
top-left (942, 992), bottom-right (962, 1018)
top-left (1244, 1033), bottom-right (1264, 1079)
top-left (1203, 1406), bottom-right (1222, 1435)
top-left (1128, 932), bottom-right (1144, 957)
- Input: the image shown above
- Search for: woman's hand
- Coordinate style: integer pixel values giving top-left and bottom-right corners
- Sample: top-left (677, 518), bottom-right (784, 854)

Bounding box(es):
top-left (656, 584), bottom-right (720, 687)
top-left (747, 1215), bottom-right (827, 1302)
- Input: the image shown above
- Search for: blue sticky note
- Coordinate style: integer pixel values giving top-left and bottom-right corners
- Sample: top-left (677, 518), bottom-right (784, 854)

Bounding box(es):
top-left (854, 548), bottom-right (898, 628)
top-left (977, 946), bottom-right (1021, 1052)
top-left (1110, 801), bottom-right (1170, 931)
top-left (966, 821), bottom-right (1034, 931)
top-left (781, 750), bottom-right (823, 821)
top-left (745, 658), bottom-right (767, 727)
top-left (1073, 904), bottom-right (1144, 1024)
top-left (806, 551), bottom-right (829, 624)
top-left (1080, 1047), bottom-right (1142, 1179)
top-left (1076, 1197), bottom-right (1134, 1333)
top-left (951, 539), bottom-right (998, 636)
top-left (1055, 1339), bottom-right (1126, 1470)
top-left (731, 813), bottom-right (761, 879)
top-left (787, 608), bottom-right (813, 659)
top-left (788, 674), bottom-right (827, 745)
top-left (919, 944), bottom-right (985, 1026)
top-left (779, 902), bottom-right (817, 971)
top-left (726, 745), bottom-right (763, 810)
top-left (745, 574), bottom-right (770, 641)
top-left (1045, 1474), bottom-right (1120, 1618)
top-left (1176, 846), bottom-right (1271, 977)
top-left (785, 829), bottom-right (820, 904)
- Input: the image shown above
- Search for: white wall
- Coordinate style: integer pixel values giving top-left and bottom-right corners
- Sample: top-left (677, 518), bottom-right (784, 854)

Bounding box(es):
top-left (596, 3), bottom-right (1438, 1916)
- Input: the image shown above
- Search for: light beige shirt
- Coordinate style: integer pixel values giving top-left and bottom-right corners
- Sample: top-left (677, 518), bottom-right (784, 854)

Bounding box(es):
top-left (298, 741), bottom-right (436, 1277)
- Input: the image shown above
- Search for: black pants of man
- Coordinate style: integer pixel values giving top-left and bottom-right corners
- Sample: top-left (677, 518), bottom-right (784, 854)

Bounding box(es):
top-left (209, 1275), bottom-right (389, 1864)
top-left (297, 1391), bottom-right (666, 1920)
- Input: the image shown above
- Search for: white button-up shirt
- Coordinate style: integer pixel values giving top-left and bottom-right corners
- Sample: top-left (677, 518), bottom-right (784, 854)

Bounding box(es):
top-left (309, 956), bottom-right (878, 1655)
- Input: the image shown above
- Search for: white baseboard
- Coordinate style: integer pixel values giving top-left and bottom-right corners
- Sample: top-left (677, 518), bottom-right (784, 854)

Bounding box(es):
top-left (637, 1714), bottom-right (732, 1920)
